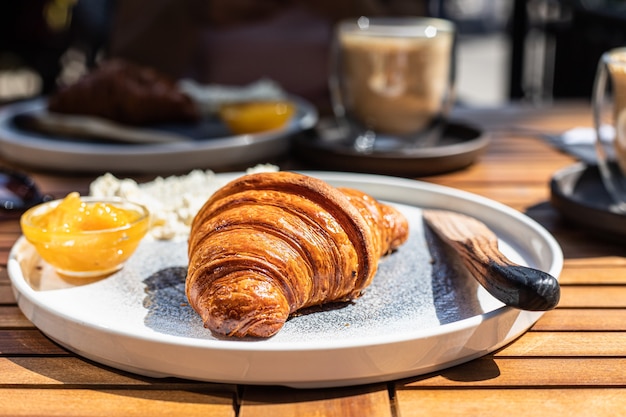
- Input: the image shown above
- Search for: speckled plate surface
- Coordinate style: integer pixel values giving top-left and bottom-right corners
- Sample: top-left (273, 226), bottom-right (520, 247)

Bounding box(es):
top-left (8, 172), bottom-right (562, 388)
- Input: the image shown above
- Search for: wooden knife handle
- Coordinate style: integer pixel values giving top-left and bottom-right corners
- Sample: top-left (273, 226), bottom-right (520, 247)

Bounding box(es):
top-left (423, 209), bottom-right (560, 311)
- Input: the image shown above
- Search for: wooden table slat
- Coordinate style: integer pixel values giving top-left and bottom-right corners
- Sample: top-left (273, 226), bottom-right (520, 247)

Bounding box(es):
top-left (240, 385), bottom-right (391, 417)
top-left (559, 266), bottom-right (626, 285)
top-left (496, 332), bottom-right (626, 357)
top-left (0, 306), bottom-right (33, 328)
top-left (0, 330), bottom-right (70, 355)
top-left (0, 389), bottom-right (236, 417)
top-left (0, 284), bottom-right (16, 305)
top-left (401, 357), bottom-right (626, 387)
top-left (395, 388), bottom-right (626, 417)
top-left (558, 286), bottom-right (626, 308)
top-left (534, 308), bottom-right (626, 331)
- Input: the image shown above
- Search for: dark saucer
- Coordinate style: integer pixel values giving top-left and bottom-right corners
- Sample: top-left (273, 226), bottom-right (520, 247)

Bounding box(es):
top-left (291, 119), bottom-right (489, 176)
top-left (550, 163), bottom-right (626, 242)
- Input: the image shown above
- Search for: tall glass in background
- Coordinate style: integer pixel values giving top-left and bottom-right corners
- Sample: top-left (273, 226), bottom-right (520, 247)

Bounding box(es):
top-left (592, 47), bottom-right (626, 212)
top-left (330, 17), bottom-right (456, 152)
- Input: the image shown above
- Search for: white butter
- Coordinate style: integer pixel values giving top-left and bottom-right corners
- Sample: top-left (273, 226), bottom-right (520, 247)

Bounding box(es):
top-left (89, 164), bottom-right (279, 240)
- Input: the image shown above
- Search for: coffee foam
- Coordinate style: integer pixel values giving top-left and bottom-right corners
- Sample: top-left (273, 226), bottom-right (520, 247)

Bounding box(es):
top-left (339, 32), bottom-right (453, 135)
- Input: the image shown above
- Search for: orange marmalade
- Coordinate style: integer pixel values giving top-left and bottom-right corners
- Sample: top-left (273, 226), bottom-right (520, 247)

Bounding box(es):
top-left (20, 192), bottom-right (150, 277)
top-left (219, 101), bottom-right (295, 134)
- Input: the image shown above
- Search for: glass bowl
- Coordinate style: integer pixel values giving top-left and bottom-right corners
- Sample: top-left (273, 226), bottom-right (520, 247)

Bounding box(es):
top-left (20, 193), bottom-right (150, 278)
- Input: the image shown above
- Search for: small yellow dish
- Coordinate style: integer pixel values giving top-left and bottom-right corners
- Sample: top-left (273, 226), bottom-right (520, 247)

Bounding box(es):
top-left (219, 101), bottom-right (296, 135)
top-left (20, 192), bottom-right (150, 278)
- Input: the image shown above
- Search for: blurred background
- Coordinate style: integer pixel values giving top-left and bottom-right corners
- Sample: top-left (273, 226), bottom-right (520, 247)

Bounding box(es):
top-left (2, 0), bottom-right (626, 108)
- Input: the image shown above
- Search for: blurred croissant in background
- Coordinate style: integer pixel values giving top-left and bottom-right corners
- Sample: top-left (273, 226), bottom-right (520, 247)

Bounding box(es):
top-left (48, 59), bottom-right (200, 125)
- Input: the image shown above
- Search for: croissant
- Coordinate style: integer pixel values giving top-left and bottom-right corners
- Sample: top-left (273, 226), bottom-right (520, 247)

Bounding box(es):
top-left (186, 172), bottom-right (409, 338)
top-left (48, 59), bottom-right (199, 125)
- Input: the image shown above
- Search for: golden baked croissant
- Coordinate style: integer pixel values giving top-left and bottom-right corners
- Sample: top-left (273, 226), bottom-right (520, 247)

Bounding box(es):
top-left (186, 171), bottom-right (409, 338)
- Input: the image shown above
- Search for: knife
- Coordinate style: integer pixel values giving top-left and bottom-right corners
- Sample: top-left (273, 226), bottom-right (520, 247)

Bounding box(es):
top-left (14, 113), bottom-right (192, 144)
top-left (422, 209), bottom-right (560, 311)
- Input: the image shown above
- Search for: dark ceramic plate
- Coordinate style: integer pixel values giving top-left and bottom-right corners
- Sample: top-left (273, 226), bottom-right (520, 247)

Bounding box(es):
top-left (292, 119), bottom-right (489, 176)
top-left (550, 163), bottom-right (626, 241)
top-left (0, 97), bottom-right (317, 174)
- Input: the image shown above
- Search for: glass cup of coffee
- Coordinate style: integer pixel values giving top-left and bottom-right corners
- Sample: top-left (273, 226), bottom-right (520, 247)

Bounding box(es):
top-left (592, 47), bottom-right (626, 212)
top-left (329, 16), bottom-right (456, 152)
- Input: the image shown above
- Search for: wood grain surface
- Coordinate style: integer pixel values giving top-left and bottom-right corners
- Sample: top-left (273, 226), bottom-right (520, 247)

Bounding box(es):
top-left (1, 101), bottom-right (624, 416)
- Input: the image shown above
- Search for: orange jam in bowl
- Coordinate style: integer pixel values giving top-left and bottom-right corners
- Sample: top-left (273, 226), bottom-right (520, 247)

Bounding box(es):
top-left (20, 192), bottom-right (150, 278)
top-left (219, 100), bottom-right (296, 134)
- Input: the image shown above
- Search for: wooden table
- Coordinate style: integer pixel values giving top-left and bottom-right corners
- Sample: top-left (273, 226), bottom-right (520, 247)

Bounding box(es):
top-left (2, 101), bottom-right (625, 416)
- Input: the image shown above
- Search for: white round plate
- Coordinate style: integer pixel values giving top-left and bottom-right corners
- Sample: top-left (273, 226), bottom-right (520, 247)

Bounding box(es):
top-left (0, 98), bottom-right (317, 174)
top-left (8, 172), bottom-right (562, 388)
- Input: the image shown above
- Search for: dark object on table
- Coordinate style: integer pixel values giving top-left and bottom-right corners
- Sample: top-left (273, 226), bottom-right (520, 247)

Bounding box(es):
top-left (510, 0), bottom-right (626, 102)
top-left (550, 163), bottom-right (626, 242)
top-left (0, 168), bottom-right (51, 214)
top-left (292, 120), bottom-right (489, 177)
top-left (48, 59), bottom-right (200, 125)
